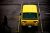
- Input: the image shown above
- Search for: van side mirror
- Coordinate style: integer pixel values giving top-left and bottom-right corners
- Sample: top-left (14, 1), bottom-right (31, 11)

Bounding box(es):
top-left (20, 13), bottom-right (21, 15)
top-left (38, 13), bottom-right (40, 16)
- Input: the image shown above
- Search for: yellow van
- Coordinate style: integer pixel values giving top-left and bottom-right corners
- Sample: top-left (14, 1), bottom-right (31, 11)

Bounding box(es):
top-left (21, 4), bottom-right (39, 28)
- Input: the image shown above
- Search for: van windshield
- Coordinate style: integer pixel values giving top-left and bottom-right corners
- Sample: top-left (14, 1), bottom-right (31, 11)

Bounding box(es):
top-left (22, 13), bottom-right (38, 20)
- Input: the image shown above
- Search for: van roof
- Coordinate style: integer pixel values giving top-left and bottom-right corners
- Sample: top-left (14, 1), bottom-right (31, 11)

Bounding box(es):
top-left (22, 5), bottom-right (38, 13)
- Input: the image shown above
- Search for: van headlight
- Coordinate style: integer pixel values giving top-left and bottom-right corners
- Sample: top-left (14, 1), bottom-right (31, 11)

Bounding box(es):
top-left (22, 21), bottom-right (26, 25)
top-left (22, 21), bottom-right (26, 24)
top-left (34, 21), bottom-right (38, 23)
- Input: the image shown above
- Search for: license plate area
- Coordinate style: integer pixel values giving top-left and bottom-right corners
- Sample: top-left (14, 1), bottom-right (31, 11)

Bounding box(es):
top-left (28, 25), bottom-right (32, 28)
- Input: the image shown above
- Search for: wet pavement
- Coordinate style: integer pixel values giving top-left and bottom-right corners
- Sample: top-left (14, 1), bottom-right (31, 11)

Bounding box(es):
top-left (20, 26), bottom-right (38, 33)
top-left (18, 26), bottom-right (49, 33)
